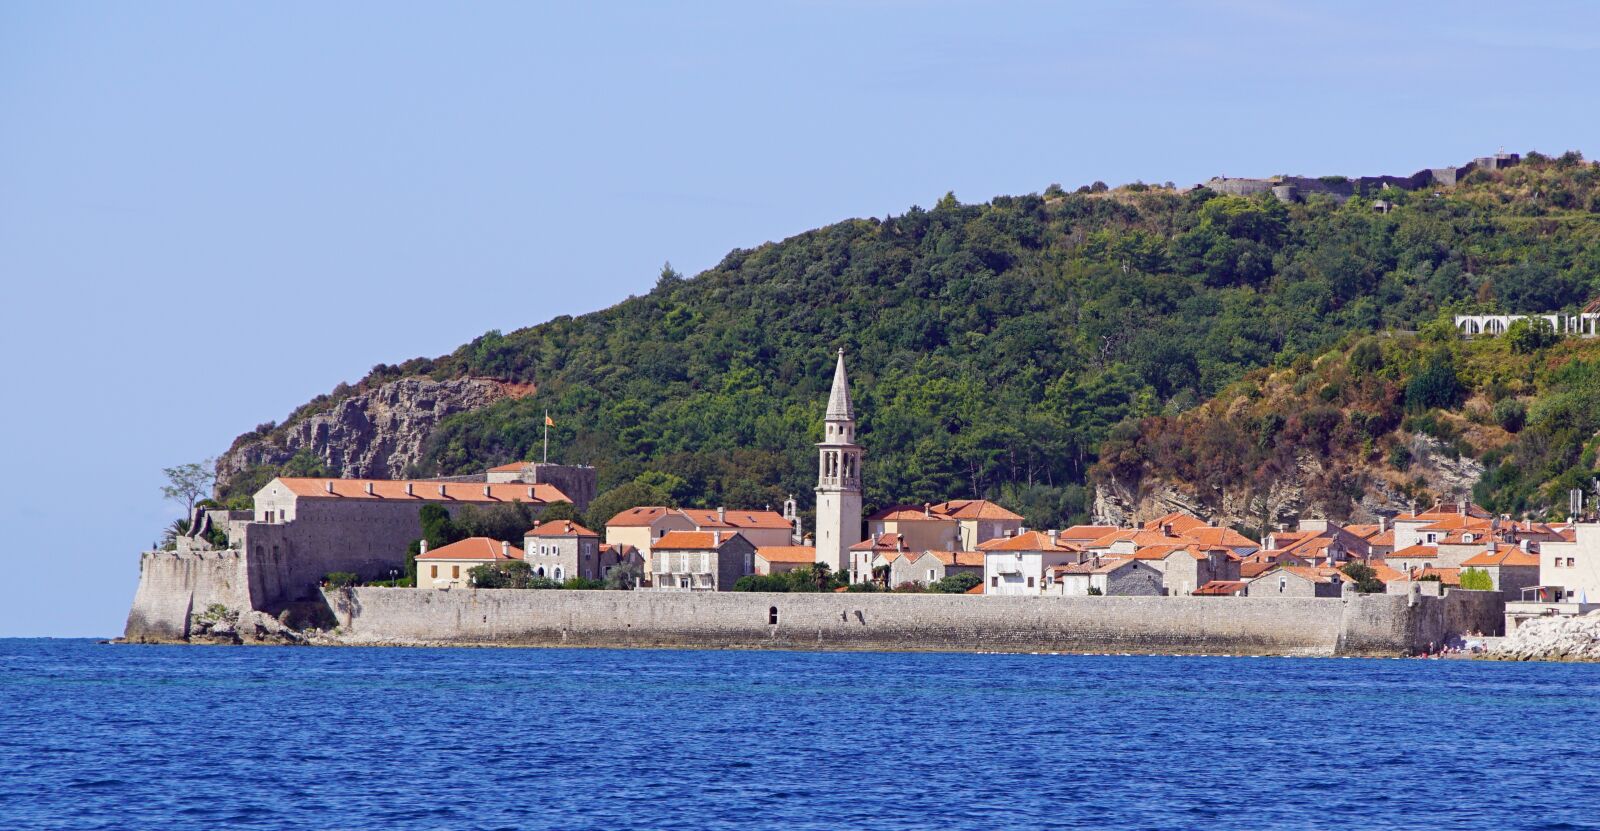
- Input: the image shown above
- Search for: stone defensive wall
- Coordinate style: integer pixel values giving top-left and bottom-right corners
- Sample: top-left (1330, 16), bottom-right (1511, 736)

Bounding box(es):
top-left (322, 587), bottom-right (1503, 656)
top-left (124, 549), bottom-right (254, 641)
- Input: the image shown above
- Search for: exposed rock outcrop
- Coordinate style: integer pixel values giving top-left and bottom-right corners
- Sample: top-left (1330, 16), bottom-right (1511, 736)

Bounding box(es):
top-left (1488, 612), bottom-right (1600, 662)
top-left (1094, 434), bottom-right (1485, 530)
top-left (216, 377), bottom-right (517, 491)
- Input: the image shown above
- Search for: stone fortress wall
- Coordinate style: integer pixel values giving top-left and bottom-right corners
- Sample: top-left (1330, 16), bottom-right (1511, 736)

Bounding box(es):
top-left (1201, 152), bottom-right (1520, 204)
top-left (322, 585), bottom-right (1502, 657)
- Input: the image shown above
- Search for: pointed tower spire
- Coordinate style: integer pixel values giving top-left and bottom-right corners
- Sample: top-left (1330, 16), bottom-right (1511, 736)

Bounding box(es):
top-left (826, 348), bottom-right (854, 421)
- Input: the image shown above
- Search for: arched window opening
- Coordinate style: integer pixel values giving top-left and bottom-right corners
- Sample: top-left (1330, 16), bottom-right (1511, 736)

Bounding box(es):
top-left (768, 606), bottom-right (779, 625)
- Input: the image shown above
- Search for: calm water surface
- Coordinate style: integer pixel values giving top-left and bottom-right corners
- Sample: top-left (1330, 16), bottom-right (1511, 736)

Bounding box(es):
top-left (2, 639), bottom-right (1598, 830)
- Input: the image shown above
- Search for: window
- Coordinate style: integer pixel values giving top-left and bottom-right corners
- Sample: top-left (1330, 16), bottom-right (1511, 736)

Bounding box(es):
top-left (1568, 558), bottom-right (1577, 567)
top-left (431, 565), bottom-right (438, 578)
top-left (928, 569), bottom-right (936, 581)
top-left (1027, 577), bottom-right (1035, 588)
top-left (452, 565), bottom-right (460, 579)
top-left (1279, 576), bottom-right (1287, 593)
top-left (991, 576), bottom-right (999, 587)
top-left (769, 606), bottom-right (779, 625)
top-left (555, 567), bottom-right (564, 580)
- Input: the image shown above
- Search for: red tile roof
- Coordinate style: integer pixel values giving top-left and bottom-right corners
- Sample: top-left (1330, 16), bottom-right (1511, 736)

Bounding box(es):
top-left (1240, 562), bottom-right (1275, 579)
top-left (1389, 544), bottom-right (1440, 560)
top-left (273, 477), bottom-right (570, 504)
top-left (866, 504), bottom-right (953, 522)
top-left (1141, 513), bottom-right (1209, 534)
top-left (653, 531), bottom-right (740, 550)
top-left (488, 462), bottom-right (529, 472)
top-left (1059, 525), bottom-right (1120, 542)
top-left (1194, 580), bottom-right (1247, 596)
top-left (416, 537), bottom-right (523, 561)
top-left (604, 506), bottom-right (790, 530)
top-left (928, 499), bottom-right (1024, 521)
top-left (918, 550), bottom-right (986, 568)
top-left (525, 520), bottom-right (598, 537)
top-left (978, 530), bottom-right (1081, 552)
top-left (755, 546), bottom-right (818, 565)
top-left (1461, 548), bottom-right (1540, 567)
top-left (851, 532), bottom-right (911, 552)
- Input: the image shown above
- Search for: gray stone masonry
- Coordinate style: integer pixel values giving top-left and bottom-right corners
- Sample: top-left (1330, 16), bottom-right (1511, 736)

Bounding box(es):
top-left (323, 587), bottom-right (1503, 656)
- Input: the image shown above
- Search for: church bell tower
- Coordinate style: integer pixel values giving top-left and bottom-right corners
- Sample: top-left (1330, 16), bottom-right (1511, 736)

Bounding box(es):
top-left (815, 348), bottom-right (863, 576)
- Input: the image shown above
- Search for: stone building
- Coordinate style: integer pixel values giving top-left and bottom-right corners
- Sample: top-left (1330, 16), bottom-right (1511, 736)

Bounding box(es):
top-left (1245, 566), bottom-right (1350, 598)
top-left (1159, 546), bottom-right (1242, 597)
top-left (485, 462), bottom-right (599, 512)
top-left (242, 474), bottom-right (569, 605)
top-left (754, 546), bottom-right (819, 576)
top-left (604, 506), bottom-right (794, 576)
top-left (865, 505), bottom-right (960, 553)
top-left (980, 530), bottom-right (1083, 596)
top-left (416, 537), bottom-right (523, 589)
top-left (522, 520), bottom-right (603, 582)
top-left (1459, 546), bottom-right (1540, 601)
top-left (1048, 557), bottom-right (1164, 597)
top-left (649, 530), bottom-right (756, 591)
top-left (876, 549), bottom-right (984, 589)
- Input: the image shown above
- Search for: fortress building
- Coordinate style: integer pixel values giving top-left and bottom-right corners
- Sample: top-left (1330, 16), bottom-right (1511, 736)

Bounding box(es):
top-left (815, 349), bottom-right (864, 575)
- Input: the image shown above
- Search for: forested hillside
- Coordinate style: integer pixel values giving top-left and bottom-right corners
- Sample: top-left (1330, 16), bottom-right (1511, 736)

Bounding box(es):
top-left (1094, 325), bottom-right (1600, 533)
top-left (220, 152), bottom-right (1600, 527)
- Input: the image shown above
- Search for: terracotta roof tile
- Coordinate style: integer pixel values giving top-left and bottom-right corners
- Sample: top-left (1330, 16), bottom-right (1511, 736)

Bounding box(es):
top-left (755, 546), bottom-right (817, 564)
top-left (1194, 580), bottom-right (1248, 596)
top-left (928, 499), bottom-right (1024, 521)
top-left (1460, 548), bottom-right (1540, 567)
top-left (653, 531), bottom-right (738, 550)
top-left (416, 537), bottom-right (523, 561)
top-left (274, 477), bottom-right (569, 505)
top-left (525, 520), bottom-right (598, 537)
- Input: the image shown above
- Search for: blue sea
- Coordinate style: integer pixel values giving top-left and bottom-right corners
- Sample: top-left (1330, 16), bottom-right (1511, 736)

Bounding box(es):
top-left (3, 640), bottom-right (1598, 830)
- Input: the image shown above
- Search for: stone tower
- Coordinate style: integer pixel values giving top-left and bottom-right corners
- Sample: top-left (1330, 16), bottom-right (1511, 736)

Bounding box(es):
top-left (815, 348), bottom-right (863, 576)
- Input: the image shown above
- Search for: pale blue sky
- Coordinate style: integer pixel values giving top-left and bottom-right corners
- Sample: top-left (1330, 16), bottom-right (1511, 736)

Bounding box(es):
top-left (1, 2), bottom-right (1596, 636)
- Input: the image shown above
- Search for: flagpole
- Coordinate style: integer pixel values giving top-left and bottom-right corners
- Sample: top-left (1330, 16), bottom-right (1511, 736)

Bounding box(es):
top-left (543, 409), bottom-right (549, 464)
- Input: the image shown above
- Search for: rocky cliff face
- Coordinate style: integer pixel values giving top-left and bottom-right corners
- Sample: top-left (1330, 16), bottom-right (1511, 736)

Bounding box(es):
top-left (1094, 435), bottom-right (1484, 530)
top-left (216, 377), bottom-right (515, 491)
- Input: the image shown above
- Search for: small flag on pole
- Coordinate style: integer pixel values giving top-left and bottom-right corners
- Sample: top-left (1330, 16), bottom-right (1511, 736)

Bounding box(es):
top-left (545, 414), bottom-right (555, 427)
top-left (543, 410), bottom-right (551, 463)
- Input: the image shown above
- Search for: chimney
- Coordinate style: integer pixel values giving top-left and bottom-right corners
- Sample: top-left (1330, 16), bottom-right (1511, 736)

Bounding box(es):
top-left (484, 485), bottom-right (492, 497)
top-left (924, 502), bottom-right (931, 518)
top-left (1489, 540), bottom-right (1498, 554)
top-left (528, 487), bottom-right (536, 500)
top-left (895, 535), bottom-right (903, 553)
top-left (405, 482), bottom-right (414, 496)
top-left (717, 506), bottom-right (726, 523)
top-left (532, 520), bottom-right (541, 530)
top-left (1162, 523), bottom-right (1173, 537)
top-left (501, 541), bottom-right (510, 558)
top-left (419, 539), bottom-right (429, 555)
top-left (1379, 517), bottom-right (1388, 533)
top-left (1520, 539), bottom-right (1530, 552)
top-left (1049, 529), bottom-right (1060, 548)
top-left (438, 484), bottom-right (447, 497)
top-left (1458, 499), bottom-right (1466, 515)
top-left (365, 482), bottom-right (374, 495)
top-left (713, 530), bottom-right (723, 546)
top-left (325, 481), bottom-right (334, 493)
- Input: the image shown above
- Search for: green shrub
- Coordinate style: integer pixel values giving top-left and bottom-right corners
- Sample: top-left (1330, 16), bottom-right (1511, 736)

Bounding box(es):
top-left (929, 572), bottom-right (983, 594)
top-left (1459, 568), bottom-right (1494, 591)
top-left (1493, 399), bottom-right (1527, 433)
top-left (324, 571), bottom-right (360, 588)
